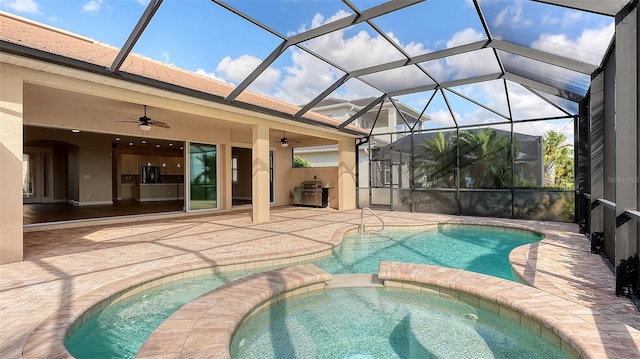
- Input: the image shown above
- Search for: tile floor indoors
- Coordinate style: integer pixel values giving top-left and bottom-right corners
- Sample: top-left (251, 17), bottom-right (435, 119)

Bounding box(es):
top-left (2, 206), bottom-right (640, 358)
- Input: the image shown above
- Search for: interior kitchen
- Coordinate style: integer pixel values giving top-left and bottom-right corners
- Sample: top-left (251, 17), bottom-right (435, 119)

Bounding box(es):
top-left (114, 138), bottom-right (185, 203)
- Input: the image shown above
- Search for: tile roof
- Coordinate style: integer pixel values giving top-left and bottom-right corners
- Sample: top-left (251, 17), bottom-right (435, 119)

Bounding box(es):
top-left (0, 12), bottom-right (367, 136)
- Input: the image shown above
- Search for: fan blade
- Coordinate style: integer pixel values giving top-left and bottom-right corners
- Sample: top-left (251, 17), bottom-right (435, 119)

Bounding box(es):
top-left (149, 120), bottom-right (170, 129)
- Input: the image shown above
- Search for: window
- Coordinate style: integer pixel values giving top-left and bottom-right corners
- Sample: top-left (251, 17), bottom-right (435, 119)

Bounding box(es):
top-left (232, 156), bottom-right (238, 184)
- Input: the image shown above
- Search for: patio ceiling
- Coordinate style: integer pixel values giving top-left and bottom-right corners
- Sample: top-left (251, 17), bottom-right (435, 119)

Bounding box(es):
top-left (2, 0), bottom-right (624, 137)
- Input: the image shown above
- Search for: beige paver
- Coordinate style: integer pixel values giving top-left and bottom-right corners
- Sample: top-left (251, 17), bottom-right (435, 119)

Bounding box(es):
top-left (2, 207), bottom-right (639, 358)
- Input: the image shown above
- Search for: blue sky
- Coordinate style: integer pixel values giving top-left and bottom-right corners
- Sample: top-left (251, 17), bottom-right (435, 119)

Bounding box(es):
top-left (1, 0), bottom-right (615, 139)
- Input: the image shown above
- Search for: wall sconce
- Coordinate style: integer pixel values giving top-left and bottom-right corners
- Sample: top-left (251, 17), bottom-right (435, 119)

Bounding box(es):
top-left (176, 163), bottom-right (181, 168)
top-left (146, 162), bottom-right (151, 166)
top-left (162, 163), bottom-right (166, 168)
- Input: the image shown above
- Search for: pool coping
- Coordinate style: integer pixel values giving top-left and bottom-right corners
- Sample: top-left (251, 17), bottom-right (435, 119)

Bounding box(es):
top-left (20, 221), bottom-right (640, 359)
top-left (136, 261), bottom-right (640, 359)
top-left (136, 264), bottom-right (331, 358)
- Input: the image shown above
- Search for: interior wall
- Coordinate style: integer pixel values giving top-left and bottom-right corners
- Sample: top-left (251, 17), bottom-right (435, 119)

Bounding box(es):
top-left (25, 127), bottom-right (113, 205)
top-left (23, 140), bottom-right (71, 203)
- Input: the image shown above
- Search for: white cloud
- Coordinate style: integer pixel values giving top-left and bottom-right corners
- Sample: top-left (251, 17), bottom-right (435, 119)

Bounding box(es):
top-left (215, 54), bottom-right (282, 95)
top-left (514, 119), bottom-right (573, 138)
top-left (216, 54), bottom-right (266, 83)
top-left (422, 29), bottom-right (499, 82)
top-left (506, 82), bottom-right (567, 120)
top-left (454, 80), bottom-right (510, 117)
top-left (195, 68), bottom-right (228, 83)
top-left (426, 108), bottom-right (456, 128)
top-left (493, 1), bottom-right (533, 29)
top-left (82, 0), bottom-right (103, 13)
top-left (289, 9), bottom-right (351, 36)
top-left (446, 28), bottom-right (485, 48)
top-left (542, 14), bottom-right (560, 26)
top-left (562, 11), bottom-right (583, 28)
top-left (531, 22), bottom-right (614, 65)
top-left (161, 51), bottom-right (170, 64)
top-left (272, 48), bottom-right (340, 105)
top-left (303, 26), bottom-right (404, 71)
top-left (209, 10), bottom-right (577, 120)
top-left (4, 0), bottom-right (40, 14)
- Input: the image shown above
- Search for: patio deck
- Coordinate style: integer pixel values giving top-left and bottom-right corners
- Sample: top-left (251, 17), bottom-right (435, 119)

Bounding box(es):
top-left (2, 207), bottom-right (639, 358)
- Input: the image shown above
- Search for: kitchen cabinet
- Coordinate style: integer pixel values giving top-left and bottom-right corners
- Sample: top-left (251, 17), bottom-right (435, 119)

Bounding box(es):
top-left (120, 183), bottom-right (137, 200)
top-left (160, 156), bottom-right (184, 175)
top-left (139, 183), bottom-right (184, 201)
top-left (121, 154), bottom-right (139, 175)
top-left (140, 155), bottom-right (159, 168)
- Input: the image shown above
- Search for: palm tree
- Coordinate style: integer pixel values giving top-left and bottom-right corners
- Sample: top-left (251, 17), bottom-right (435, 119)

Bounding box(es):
top-left (192, 152), bottom-right (216, 186)
top-left (415, 131), bottom-right (456, 188)
top-left (458, 128), bottom-right (512, 189)
top-left (190, 146), bottom-right (217, 202)
top-left (543, 130), bottom-right (574, 189)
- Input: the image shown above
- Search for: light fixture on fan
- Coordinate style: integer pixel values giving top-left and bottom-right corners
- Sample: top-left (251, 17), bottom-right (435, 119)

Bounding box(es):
top-left (272, 131), bottom-right (299, 147)
top-left (280, 131), bottom-right (289, 147)
top-left (118, 105), bottom-right (170, 132)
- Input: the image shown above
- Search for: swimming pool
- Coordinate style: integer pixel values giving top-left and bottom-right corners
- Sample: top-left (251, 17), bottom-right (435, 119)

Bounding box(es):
top-left (65, 224), bottom-right (542, 358)
top-left (230, 287), bottom-right (569, 358)
top-left (313, 225), bottom-right (539, 280)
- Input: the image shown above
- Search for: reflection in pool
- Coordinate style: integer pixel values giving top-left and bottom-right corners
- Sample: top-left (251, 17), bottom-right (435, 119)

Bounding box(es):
top-left (231, 287), bottom-right (568, 359)
top-left (66, 225), bottom-right (542, 358)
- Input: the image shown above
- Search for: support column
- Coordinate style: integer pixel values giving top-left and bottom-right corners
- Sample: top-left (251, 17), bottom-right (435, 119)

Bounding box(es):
top-left (221, 144), bottom-right (232, 211)
top-left (614, 3), bottom-right (639, 296)
top-left (576, 106), bottom-right (590, 233)
top-left (0, 64), bottom-right (24, 263)
top-left (338, 138), bottom-right (356, 211)
top-left (589, 71), bottom-right (605, 250)
top-left (252, 123), bottom-right (270, 223)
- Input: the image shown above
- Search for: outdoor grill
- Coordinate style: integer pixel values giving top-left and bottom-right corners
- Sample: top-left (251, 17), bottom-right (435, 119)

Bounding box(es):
top-left (294, 180), bottom-right (329, 208)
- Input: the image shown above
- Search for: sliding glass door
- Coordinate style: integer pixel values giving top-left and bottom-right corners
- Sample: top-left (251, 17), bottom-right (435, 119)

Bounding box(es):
top-left (188, 143), bottom-right (217, 210)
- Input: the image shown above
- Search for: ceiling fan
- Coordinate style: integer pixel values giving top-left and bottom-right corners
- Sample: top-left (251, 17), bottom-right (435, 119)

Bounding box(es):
top-left (273, 131), bottom-right (300, 147)
top-left (118, 105), bottom-right (170, 131)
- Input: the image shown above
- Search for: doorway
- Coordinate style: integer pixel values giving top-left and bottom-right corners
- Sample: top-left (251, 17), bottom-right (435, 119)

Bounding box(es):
top-left (22, 148), bottom-right (48, 203)
top-left (369, 159), bottom-right (392, 210)
top-left (232, 147), bottom-right (252, 206)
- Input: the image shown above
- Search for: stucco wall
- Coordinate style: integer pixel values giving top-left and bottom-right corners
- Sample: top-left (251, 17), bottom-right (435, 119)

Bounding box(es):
top-left (1, 59), bottom-right (358, 262)
top-left (288, 167), bottom-right (339, 209)
top-left (0, 63), bottom-right (24, 263)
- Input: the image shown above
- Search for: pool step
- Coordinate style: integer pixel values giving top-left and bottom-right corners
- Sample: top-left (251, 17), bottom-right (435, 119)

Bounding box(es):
top-left (325, 274), bottom-right (384, 288)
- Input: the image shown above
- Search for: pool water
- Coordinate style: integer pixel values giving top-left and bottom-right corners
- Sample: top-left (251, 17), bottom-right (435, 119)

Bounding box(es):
top-left (66, 225), bottom-right (542, 358)
top-left (230, 287), bottom-right (568, 359)
top-left (313, 226), bottom-right (538, 280)
top-left (65, 270), bottom-right (263, 358)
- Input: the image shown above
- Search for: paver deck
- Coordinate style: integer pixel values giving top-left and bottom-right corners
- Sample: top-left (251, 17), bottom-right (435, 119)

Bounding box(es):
top-left (2, 206), bottom-right (639, 358)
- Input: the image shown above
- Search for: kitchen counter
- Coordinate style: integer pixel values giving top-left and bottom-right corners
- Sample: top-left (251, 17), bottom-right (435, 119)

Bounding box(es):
top-left (138, 183), bottom-right (184, 202)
